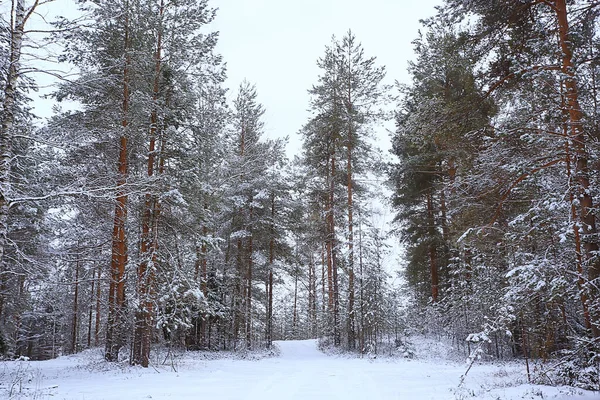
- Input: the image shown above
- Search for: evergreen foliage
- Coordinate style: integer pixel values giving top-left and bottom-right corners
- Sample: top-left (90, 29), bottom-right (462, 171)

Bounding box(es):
top-left (0, 0), bottom-right (599, 390)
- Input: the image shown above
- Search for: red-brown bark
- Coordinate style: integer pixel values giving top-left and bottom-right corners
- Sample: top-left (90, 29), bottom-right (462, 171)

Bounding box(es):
top-left (555, 0), bottom-right (600, 336)
top-left (427, 190), bottom-right (439, 302)
top-left (133, 0), bottom-right (165, 366)
top-left (105, 5), bottom-right (131, 361)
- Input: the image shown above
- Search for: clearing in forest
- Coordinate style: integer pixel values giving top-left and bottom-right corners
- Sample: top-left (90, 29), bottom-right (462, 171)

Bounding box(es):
top-left (0, 339), bottom-right (597, 400)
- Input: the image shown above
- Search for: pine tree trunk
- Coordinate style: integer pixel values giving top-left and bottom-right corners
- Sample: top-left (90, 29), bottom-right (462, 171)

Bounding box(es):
top-left (345, 51), bottom-right (356, 350)
top-left (346, 128), bottom-right (355, 350)
top-left (71, 253), bottom-right (80, 354)
top-left (326, 154), bottom-right (334, 313)
top-left (133, 0), bottom-right (165, 366)
top-left (309, 253), bottom-right (317, 337)
top-left (555, 0), bottom-right (600, 337)
top-left (246, 205), bottom-right (253, 350)
top-left (95, 266), bottom-right (102, 346)
top-left (194, 244), bottom-right (201, 281)
top-left (199, 220), bottom-right (208, 348)
top-left (105, 2), bottom-right (131, 362)
top-left (565, 114), bottom-right (593, 333)
top-left (234, 238), bottom-right (243, 348)
top-left (358, 207), bottom-right (365, 354)
top-left (87, 266), bottom-right (96, 348)
top-left (321, 243), bottom-right (326, 318)
top-left (330, 153), bottom-right (340, 346)
top-left (87, 270), bottom-right (94, 348)
top-left (427, 190), bottom-right (439, 302)
top-left (201, 221), bottom-right (208, 295)
top-left (560, 81), bottom-right (593, 332)
top-left (293, 268), bottom-right (298, 335)
top-left (266, 194), bottom-right (275, 348)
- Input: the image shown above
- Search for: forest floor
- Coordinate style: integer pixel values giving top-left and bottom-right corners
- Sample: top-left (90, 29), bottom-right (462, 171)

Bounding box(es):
top-left (0, 339), bottom-right (598, 400)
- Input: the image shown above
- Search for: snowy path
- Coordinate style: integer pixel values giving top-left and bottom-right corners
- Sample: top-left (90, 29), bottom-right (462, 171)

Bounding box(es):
top-left (1, 339), bottom-right (597, 399)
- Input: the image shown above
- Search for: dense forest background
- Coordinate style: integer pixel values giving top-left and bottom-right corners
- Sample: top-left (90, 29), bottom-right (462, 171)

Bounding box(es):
top-left (1, 0), bottom-right (600, 389)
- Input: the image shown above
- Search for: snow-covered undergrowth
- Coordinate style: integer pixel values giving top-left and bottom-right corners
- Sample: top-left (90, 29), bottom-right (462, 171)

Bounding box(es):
top-left (0, 339), bottom-right (597, 399)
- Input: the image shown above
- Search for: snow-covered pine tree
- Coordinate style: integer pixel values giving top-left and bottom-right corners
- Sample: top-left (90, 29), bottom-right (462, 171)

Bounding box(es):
top-left (300, 30), bottom-right (388, 350)
top-left (219, 81), bottom-right (287, 350)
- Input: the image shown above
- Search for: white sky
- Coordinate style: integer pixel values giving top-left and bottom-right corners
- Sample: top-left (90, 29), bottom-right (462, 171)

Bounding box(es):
top-left (28, 0), bottom-right (443, 157)
top-left (211, 0), bottom-right (443, 157)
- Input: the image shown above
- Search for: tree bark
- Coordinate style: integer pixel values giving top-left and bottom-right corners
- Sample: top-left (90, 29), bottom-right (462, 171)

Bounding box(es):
top-left (246, 205), bottom-right (253, 350)
top-left (326, 154), bottom-right (334, 313)
top-left (105, 2), bottom-right (131, 362)
top-left (87, 266), bottom-right (95, 348)
top-left (358, 206), bottom-right (365, 354)
top-left (554, 0), bottom-right (600, 337)
top-left (293, 266), bottom-right (298, 335)
top-left (427, 190), bottom-right (439, 302)
top-left (95, 266), bottom-right (102, 346)
top-left (309, 253), bottom-right (317, 337)
top-left (346, 131), bottom-right (355, 350)
top-left (0, 0), bottom-right (30, 324)
top-left (133, 0), bottom-right (165, 366)
top-left (564, 97), bottom-right (594, 333)
top-left (71, 252), bottom-right (80, 353)
top-left (321, 243), bottom-right (326, 318)
top-left (329, 152), bottom-right (340, 346)
top-left (266, 193), bottom-right (275, 348)
top-left (345, 48), bottom-right (356, 351)
top-left (201, 219), bottom-right (208, 295)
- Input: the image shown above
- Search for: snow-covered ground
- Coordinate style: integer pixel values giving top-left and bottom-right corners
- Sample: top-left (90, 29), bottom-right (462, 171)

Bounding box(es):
top-left (1, 339), bottom-right (597, 400)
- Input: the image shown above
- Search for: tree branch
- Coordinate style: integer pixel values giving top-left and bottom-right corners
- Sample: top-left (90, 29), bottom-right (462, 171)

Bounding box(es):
top-left (488, 158), bottom-right (565, 226)
top-left (485, 65), bottom-right (562, 98)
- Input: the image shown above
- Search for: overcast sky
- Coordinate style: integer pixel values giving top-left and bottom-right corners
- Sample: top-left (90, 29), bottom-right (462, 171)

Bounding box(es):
top-left (211, 0), bottom-right (443, 157)
top-left (28, 0), bottom-right (443, 157)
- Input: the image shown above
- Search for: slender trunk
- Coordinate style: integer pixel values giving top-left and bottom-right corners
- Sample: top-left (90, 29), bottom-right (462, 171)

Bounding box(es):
top-left (223, 236), bottom-right (231, 348)
top-left (95, 266), bottom-right (102, 346)
top-left (330, 153), bottom-right (340, 346)
top-left (234, 238), bottom-right (243, 348)
top-left (439, 183), bottom-right (452, 288)
top-left (346, 53), bottom-right (356, 350)
top-left (307, 253), bottom-right (314, 336)
top-left (346, 127), bottom-right (355, 350)
top-left (0, 0), bottom-right (28, 322)
top-left (268, 266), bottom-right (273, 345)
top-left (358, 207), bottom-right (365, 354)
top-left (71, 253), bottom-right (80, 353)
top-left (198, 219), bottom-right (208, 348)
top-left (321, 243), bottom-right (326, 318)
top-left (194, 244), bottom-right (201, 281)
top-left (133, 0), bottom-right (165, 366)
top-left (427, 190), bottom-right (439, 302)
top-left (201, 220), bottom-right (208, 295)
top-left (326, 155), bottom-right (334, 312)
top-left (564, 103), bottom-right (593, 332)
top-left (293, 267), bottom-right (298, 335)
top-left (266, 194), bottom-right (275, 348)
top-left (87, 267), bottom-right (95, 348)
top-left (105, 4), bottom-right (130, 360)
top-left (246, 205), bottom-right (253, 350)
top-left (448, 158), bottom-right (456, 186)
top-left (555, 0), bottom-right (600, 336)
top-left (193, 241), bottom-right (202, 346)
top-left (309, 253), bottom-right (316, 336)
top-left (440, 186), bottom-right (449, 242)
top-left (521, 320), bottom-right (531, 383)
